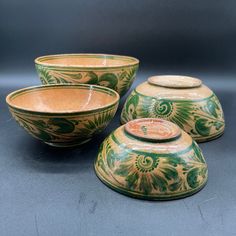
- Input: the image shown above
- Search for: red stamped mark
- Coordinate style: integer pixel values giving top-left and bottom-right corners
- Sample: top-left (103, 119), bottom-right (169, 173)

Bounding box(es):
top-left (124, 118), bottom-right (181, 142)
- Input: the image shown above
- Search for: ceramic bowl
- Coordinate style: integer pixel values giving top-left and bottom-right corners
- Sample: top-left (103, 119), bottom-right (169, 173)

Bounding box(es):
top-left (95, 118), bottom-right (208, 200)
top-left (121, 75), bottom-right (225, 142)
top-left (35, 54), bottom-right (139, 96)
top-left (6, 84), bottom-right (119, 147)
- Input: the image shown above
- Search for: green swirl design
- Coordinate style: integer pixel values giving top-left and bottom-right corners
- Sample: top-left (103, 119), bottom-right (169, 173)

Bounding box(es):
top-left (121, 90), bottom-right (224, 141)
top-left (135, 155), bottom-right (159, 173)
top-left (98, 73), bottom-right (118, 89)
top-left (95, 137), bottom-right (208, 199)
top-left (152, 100), bottom-right (173, 118)
top-left (11, 108), bottom-right (116, 146)
top-left (36, 64), bottom-right (138, 96)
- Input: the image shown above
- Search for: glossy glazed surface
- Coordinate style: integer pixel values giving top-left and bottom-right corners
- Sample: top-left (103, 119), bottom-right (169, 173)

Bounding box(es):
top-left (35, 54), bottom-right (139, 96)
top-left (95, 118), bottom-right (208, 200)
top-left (6, 84), bottom-right (119, 147)
top-left (148, 75), bottom-right (202, 88)
top-left (9, 86), bottom-right (116, 113)
top-left (121, 75), bottom-right (225, 142)
top-left (124, 118), bottom-right (181, 142)
top-left (36, 54), bottom-right (138, 67)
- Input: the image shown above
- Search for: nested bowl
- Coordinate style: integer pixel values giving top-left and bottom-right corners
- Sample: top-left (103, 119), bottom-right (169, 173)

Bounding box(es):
top-left (35, 54), bottom-right (139, 96)
top-left (121, 75), bottom-right (225, 142)
top-left (6, 84), bottom-right (119, 147)
top-left (95, 118), bottom-right (208, 200)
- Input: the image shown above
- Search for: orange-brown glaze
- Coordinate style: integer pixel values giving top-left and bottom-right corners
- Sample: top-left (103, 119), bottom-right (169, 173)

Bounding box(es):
top-left (36, 54), bottom-right (138, 67)
top-left (10, 87), bottom-right (117, 112)
top-left (124, 118), bottom-right (181, 142)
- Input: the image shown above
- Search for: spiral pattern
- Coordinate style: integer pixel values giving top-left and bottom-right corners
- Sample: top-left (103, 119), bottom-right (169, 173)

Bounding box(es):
top-left (135, 155), bottom-right (159, 173)
top-left (150, 100), bottom-right (173, 118)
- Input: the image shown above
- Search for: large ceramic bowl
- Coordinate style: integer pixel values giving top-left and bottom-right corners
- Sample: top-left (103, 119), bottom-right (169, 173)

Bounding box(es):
top-left (95, 118), bottom-right (208, 200)
top-left (121, 75), bottom-right (225, 142)
top-left (35, 54), bottom-right (139, 96)
top-left (6, 84), bottom-right (119, 147)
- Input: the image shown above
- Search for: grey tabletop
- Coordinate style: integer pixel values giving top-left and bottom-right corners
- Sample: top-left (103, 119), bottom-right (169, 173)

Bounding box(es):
top-left (0, 71), bottom-right (236, 236)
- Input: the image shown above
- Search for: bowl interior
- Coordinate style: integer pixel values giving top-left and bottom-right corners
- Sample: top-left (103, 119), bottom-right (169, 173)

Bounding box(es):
top-left (8, 85), bottom-right (119, 113)
top-left (36, 54), bottom-right (139, 68)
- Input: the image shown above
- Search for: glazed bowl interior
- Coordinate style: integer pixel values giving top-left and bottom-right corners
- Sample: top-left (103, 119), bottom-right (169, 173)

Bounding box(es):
top-left (6, 84), bottom-right (119, 113)
top-left (35, 54), bottom-right (139, 68)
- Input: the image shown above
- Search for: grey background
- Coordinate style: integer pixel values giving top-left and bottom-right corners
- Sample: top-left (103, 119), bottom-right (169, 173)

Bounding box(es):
top-left (1, 0), bottom-right (236, 73)
top-left (1, 1), bottom-right (236, 236)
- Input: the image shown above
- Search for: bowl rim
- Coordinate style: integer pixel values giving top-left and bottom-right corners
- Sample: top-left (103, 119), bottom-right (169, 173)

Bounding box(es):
top-left (35, 53), bottom-right (139, 69)
top-left (6, 84), bottom-right (120, 115)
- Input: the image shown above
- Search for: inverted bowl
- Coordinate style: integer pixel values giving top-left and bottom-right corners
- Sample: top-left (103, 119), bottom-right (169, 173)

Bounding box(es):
top-left (6, 84), bottom-right (119, 147)
top-left (95, 118), bottom-right (208, 200)
top-left (121, 75), bottom-right (225, 142)
top-left (35, 53), bottom-right (139, 96)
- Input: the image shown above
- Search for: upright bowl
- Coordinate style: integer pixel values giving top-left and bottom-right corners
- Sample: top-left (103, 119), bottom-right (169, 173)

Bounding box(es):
top-left (6, 84), bottom-right (119, 147)
top-left (95, 118), bottom-right (208, 200)
top-left (121, 75), bottom-right (225, 142)
top-left (35, 54), bottom-right (139, 96)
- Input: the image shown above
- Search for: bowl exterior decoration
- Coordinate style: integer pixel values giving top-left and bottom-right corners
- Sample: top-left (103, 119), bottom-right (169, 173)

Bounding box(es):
top-left (35, 54), bottom-right (139, 97)
top-left (9, 106), bottom-right (118, 147)
top-left (121, 77), bottom-right (225, 142)
top-left (95, 119), bottom-right (208, 200)
top-left (7, 85), bottom-right (119, 147)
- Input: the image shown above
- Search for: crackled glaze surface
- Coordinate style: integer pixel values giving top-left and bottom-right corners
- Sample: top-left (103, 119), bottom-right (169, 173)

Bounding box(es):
top-left (121, 75), bottom-right (225, 142)
top-left (35, 54), bottom-right (139, 97)
top-left (6, 84), bottom-right (119, 147)
top-left (95, 118), bottom-right (208, 200)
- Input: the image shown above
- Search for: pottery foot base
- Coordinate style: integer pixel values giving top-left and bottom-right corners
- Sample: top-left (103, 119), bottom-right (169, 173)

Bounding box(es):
top-left (44, 139), bottom-right (92, 147)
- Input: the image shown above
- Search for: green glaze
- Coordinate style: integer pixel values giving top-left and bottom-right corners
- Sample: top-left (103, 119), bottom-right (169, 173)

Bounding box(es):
top-left (6, 84), bottom-right (119, 147)
top-left (35, 54), bottom-right (139, 96)
top-left (10, 108), bottom-right (117, 147)
top-left (94, 119), bottom-right (208, 200)
top-left (121, 87), bottom-right (225, 142)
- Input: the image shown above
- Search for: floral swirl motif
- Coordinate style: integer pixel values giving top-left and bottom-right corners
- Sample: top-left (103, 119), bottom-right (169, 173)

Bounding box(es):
top-left (10, 108), bottom-right (117, 146)
top-left (95, 135), bottom-right (208, 199)
top-left (121, 91), bottom-right (225, 141)
top-left (147, 99), bottom-right (193, 130)
top-left (150, 100), bottom-right (174, 118)
top-left (35, 64), bottom-right (138, 96)
top-left (135, 155), bottom-right (159, 173)
top-left (120, 92), bottom-right (140, 124)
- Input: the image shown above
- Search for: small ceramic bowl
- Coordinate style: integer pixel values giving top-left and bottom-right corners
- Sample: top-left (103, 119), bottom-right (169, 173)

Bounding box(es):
top-left (121, 75), bottom-right (225, 142)
top-left (35, 54), bottom-right (139, 96)
top-left (95, 118), bottom-right (208, 200)
top-left (6, 84), bottom-right (119, 147)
